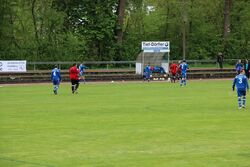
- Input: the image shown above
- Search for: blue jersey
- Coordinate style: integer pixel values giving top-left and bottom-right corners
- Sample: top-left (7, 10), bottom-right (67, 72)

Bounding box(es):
top-left (180, 63), bottom-right (189, 74)
top-left (144, 65), bottom-right (151, 78)
top-left (235, 63), bottom-right (243, 71)
top-left (51, 68), bottom-right (61, 81)
top-left (233, 74), bottom-right (249, 91)
top-left (79, 64), bottom-right (88, 75)
top-left (145, 65), bottom-right (151, 73)
top-left (79, 64), bottom-right (87, 72)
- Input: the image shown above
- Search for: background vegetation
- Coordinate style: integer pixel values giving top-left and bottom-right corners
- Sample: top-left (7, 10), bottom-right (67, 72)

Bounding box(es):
top-left (0, 0), bottom-right (249, 61)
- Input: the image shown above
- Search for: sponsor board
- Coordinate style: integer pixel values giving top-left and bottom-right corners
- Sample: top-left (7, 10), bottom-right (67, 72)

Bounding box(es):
top-left (0, 60), bottom-right (27, 72)
top-left (141, 41), bottom-right (170, 52)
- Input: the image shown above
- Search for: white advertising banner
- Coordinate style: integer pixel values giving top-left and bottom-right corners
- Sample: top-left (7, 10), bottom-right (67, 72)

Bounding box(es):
top-left (0, 60), bottom-right (27, 72)
top-left (142, 41), bottom-right (170, 52)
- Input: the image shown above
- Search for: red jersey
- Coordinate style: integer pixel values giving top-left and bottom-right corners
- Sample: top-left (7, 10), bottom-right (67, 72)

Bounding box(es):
top-left (170, 63), bottom-right (178, 74)
top-left (177, 64), bottom-right (182, 74)
top-left (69, 65), bottom-right (79, 80)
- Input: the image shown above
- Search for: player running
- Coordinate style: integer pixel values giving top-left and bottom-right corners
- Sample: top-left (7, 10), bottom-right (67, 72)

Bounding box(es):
top-left (179, 60), bottom-right (189, 87)
top-left (79, 63), bottom-right (88, 84)
top-left (51, 65), bottom-right (61, 95)
top-left (232, 69), bottom-right (249, 109)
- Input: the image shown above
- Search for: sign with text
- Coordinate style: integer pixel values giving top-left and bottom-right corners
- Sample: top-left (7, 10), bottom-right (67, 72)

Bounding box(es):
top-left (0, 60), bottom-right (27, 72)
top-left (141, 41), bottom-right (170, 52)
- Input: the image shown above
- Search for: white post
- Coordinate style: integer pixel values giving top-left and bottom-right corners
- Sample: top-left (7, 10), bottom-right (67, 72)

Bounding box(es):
top-left (142, 52), bottom-right (144, 76)
top-left (136, 63), bottom-right (142, 74)
top-left (168, 52), bottom-right (170, 65)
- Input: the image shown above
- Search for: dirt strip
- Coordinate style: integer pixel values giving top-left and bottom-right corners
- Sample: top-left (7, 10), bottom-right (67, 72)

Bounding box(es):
top-left (0, 78), bottom-right (233, 87)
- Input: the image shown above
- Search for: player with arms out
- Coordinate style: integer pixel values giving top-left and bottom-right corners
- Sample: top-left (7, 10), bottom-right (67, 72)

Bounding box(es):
top-left (69, 63), bottom-right (80, 94)
top-left (79, 63), bottom-right (88, 84)
top-left (232, 69), bottom-right (249, 109)
top-left (179, 60), bottom-right (189, 87)
top-left (51, 65), bottom-right (61, 95)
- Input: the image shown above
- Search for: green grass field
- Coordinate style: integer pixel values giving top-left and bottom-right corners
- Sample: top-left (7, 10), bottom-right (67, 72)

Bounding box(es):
top-left (1, 80), bottom-right (250, 167)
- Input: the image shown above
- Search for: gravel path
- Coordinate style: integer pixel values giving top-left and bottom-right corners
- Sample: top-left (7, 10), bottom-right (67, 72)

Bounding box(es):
top-left (0, 78), bottom-right (233, 87)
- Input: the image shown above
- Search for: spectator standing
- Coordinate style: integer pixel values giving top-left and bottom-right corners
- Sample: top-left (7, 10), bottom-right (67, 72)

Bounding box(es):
top-left (244, 59), bottom-right (249, 79)
top-left (69, 63), bottom-right (80, 94)
top-left (217, 52), bottom-right (224, 69)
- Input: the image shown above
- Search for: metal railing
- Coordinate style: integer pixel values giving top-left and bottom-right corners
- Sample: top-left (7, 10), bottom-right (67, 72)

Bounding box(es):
top-left (27, 59), bottom-right (239, 70)
top-left (28, 61), bottom-right (135, 70)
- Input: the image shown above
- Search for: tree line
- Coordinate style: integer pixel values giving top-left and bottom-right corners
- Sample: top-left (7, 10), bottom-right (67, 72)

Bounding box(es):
top-left (0, 0), bottom-right (249, 62)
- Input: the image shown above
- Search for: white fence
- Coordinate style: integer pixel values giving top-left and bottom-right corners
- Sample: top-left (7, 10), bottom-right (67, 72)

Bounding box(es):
top-left (23, 59), bottom-right (239, 71)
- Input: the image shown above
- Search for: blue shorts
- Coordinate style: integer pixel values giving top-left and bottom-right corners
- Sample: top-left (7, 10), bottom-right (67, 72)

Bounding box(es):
top-left (79, 71), bottom-right (85, 76)
top-left (53, 79), bottom-right (60, 85)
top-left (237, 90), bottom-right (246, 97)
top-left (144, 72), bottom-right (150, 79)
top-left (182, 73), bottom-right (187, 79)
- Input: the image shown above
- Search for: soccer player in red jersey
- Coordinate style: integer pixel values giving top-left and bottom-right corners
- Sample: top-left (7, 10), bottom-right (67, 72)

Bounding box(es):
top-left (69, 63), bottom-right (80, 94)
top-left (177, 61), bottom-right (182, 80)
top-left (169, 62), bottom-right (178, 83)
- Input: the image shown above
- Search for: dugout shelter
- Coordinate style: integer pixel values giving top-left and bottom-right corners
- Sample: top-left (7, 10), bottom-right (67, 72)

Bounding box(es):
top-left (136, 41), bottom-right (170, 79)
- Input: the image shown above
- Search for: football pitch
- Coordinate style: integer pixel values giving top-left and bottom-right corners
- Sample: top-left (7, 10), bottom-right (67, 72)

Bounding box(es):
top-left (1, 80), bottom-right (250, 167)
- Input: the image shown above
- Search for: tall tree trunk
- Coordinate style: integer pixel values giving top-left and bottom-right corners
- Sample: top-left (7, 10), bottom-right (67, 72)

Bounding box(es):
top-left (223, 0), bottom-right (232, 38)
top-left (31, 0), bottom-right (40, 60)
top-left (164, 2), bottom-right (170, 39)
top-left (182, 0), bottom-right (188, 60)
top-left (189, 0), bottom-right (194, 34)
top-left (31, 0), bottom-right (39, 43)
top-left (116, 0), bottom-right (126, 43)
top-left (223, 0), bottom-right (232, 57)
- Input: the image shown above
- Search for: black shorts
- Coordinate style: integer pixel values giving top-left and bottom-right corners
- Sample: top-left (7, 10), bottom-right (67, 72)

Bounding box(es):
top-left (171, 73), bottom-right (177, 77)
top-left (71, 79), bottom-right (79, 85)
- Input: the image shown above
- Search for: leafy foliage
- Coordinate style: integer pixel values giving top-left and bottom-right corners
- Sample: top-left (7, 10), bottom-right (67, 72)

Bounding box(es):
top-left (0, 0), bottom-right (249, 61)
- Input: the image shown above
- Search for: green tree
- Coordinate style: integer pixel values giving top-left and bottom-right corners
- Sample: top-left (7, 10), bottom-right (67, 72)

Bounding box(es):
top-left (0, 0), bottom-right (250, 62)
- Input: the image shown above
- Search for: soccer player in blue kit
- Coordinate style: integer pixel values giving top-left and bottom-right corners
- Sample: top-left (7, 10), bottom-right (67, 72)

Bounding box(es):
top-left (232, 69), bottom-right (249, 109)
top-left (179, 60), bottom-right (189, 87)
top-left (79, 63), bottom-right (88, 84)
top-left (51, 65), bottom-right (61, 95)
top-left (143, 64), bottom-right (151, 82)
